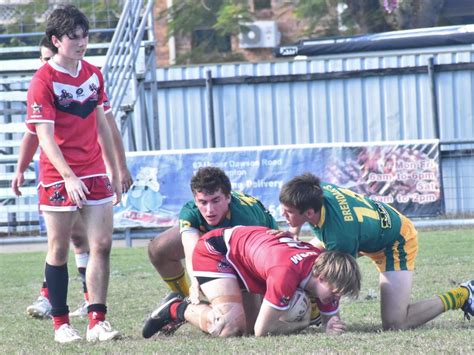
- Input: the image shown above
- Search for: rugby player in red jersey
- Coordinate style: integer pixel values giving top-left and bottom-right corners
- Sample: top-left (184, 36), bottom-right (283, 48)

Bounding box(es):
top-left (143, 225), bottom-right (361, 337)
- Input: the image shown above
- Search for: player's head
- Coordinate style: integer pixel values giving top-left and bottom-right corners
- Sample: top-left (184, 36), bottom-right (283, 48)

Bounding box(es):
top-left (279, 173), bottom-right (323, 227)
top-left (191, 167), bottom-right (232, 226)
top-left (46, 4), bottom-right (89, 55)
top-left (39, 36), bottom-right (55, 63)
top-left (312, 250), bottom-right (361, 300)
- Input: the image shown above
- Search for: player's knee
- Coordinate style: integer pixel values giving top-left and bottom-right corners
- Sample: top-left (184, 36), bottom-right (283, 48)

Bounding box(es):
top-left (90, 237), bottom-right (112, 257)
top-left (148, 236), bottom-right (166, 265)
top-left (382, 316), bottom-right (408, 331)
top-left (48, 246), bottom-right (68, 264)
top-left (148, 231), bottom-right (179, 266)
top-left (204, 303), bottom-right (246, 337)
top-left (70, 233), bottom-right (86, 250)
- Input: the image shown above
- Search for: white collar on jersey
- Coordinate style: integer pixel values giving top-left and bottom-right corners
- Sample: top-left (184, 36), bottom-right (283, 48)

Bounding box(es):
top-left (48, 56), bottom-right (83, 78)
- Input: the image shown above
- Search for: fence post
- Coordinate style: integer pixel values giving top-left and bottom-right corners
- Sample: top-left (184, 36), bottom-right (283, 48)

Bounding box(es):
top-left (205, 69), bottom-right (216, 148)
top-left (428, 57), bottom-right (446, 215)
top-left (427, 57), bottom-right (440, 139)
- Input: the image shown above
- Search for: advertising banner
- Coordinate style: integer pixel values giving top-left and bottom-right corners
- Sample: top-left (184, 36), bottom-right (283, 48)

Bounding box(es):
top-left (113, 139), bottom-right (441, 228)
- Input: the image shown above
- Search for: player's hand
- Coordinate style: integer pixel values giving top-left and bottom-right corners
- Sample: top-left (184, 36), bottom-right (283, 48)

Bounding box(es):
top-left (65, 175), bottom-right (89, 209)
top-left (111, 175), bottom-right (122, 205)
top-left (11, 172), bottom-right (25, 197)
top-left (189, 277), bottom-right (201, 305)
top-left (325, 315), bottom-right (346, 335)
top-left (119, 166), bottom-right (133, 193)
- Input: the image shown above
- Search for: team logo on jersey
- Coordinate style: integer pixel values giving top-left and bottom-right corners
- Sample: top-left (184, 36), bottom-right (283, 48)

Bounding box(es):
top-left (217, 257), bottom-right (233, 272)
top-left (31, 102), bottom-right (42, 113)
top-left (280, 295), bottom-right (291, 306)
top-left (58, 89), bottom-right (74, 107)
top-left (49, 191), bottom-right (65, 203)
top-left (76, 87), bottom-right (84, 98)
top-left (103, 178), bottom-right (113, 193)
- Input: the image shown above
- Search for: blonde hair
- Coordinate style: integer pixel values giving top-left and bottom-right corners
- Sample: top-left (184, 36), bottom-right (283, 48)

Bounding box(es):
top-left (313, 250), bottom-right (361, 298)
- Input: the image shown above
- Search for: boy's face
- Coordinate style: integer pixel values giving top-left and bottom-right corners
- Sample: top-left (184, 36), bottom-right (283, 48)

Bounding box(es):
top-left (194, 189), bottom-right (231, 226)
top-left (280, 203), bottom-right (307, 228)
top-left (52, 26), bottom-right (88, 61)
top-left (40, 47), bottom-right (54, 64)
top-left (314, 277), bottom-right (340, 305)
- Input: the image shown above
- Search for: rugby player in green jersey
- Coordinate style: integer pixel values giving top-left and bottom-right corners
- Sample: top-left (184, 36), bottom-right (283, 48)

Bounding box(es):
top-left (143, 166), bottom-right (278, 338)
top-left (278, 173), bottom-right (473, 331)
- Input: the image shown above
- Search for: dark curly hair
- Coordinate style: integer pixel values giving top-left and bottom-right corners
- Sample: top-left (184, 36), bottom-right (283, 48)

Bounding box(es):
top-left (190, 167), bottom-right (231, 197)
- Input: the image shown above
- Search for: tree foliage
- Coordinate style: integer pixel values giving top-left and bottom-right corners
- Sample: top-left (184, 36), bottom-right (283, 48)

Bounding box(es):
top-left (294, 0), bottom-right (448, 37)
top-left (0, 0), bottom-right (121, 47)
top-left (162, 0), bottom-right (251, 64)
top-left (165, 0), bottom-right (250, 38)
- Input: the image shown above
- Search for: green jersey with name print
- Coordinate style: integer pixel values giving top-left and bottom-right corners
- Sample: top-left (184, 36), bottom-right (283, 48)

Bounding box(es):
top-left (309, 182), bottom-right (403, 257)
top-left (179, 190), bottom-right (278, 234)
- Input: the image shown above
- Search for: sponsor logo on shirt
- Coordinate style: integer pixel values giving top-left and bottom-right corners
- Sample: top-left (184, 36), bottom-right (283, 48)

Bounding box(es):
top-left (58, 89), bottom-right (74, 107)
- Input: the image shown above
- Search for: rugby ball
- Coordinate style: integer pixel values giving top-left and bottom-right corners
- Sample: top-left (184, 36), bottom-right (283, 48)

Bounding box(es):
top-left (281, 289), bottom-right (310, 322)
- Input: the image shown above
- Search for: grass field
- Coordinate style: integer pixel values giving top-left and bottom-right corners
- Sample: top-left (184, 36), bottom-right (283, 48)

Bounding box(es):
top-left (1, 228), bottom-right (473, 354)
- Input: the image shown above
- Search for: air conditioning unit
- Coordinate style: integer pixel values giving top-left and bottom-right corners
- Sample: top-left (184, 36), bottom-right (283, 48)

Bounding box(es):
top-left (239, 21), bottom-right (281, 49)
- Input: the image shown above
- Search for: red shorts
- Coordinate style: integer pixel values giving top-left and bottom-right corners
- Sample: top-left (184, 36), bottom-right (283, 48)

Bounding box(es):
top-left (192, 229), bottom-right (238, 281)
top-left (39, 175), bottom-right (114, 211)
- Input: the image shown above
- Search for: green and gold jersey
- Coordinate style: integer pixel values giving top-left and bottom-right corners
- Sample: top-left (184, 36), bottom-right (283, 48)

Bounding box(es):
top-left (179, 190), bottom-right (278, 235)
top-left (310, 182), bottom-right (403, 257)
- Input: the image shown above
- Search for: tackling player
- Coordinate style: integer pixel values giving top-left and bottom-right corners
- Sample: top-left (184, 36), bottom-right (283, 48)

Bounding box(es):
top-left (278, 173), bottom-right (474, 330)
top-left (140, 225), bottom-right (361, 337)
top-left (142, 166), bottom-right (279, 338)
top-left (13, 36), bottom-right (132, 320)
top-left (26, 5), bottom-right (122, 343)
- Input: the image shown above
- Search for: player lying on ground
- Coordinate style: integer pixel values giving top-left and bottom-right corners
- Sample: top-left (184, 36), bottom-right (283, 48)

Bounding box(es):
top-left (142, 225), bottom-right (361, 337)
top-left (278, 173), bottom-right (474, 330)
top-left (143, 166), bottom-right (293, 338)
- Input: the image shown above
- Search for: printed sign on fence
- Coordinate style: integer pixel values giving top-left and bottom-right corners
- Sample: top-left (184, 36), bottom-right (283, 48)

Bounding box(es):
top-left (112, 140), bottom-right (441, 228)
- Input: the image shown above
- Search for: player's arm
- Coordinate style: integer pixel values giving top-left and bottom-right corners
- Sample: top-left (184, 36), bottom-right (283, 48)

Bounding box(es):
top-left (317, 296), bottom-right (345, 334)
top-left (254, 301), bottom-right (310, 336)
top-left (104, 110), bottom-right (133, 193)
top-left (96, 106), bottom-right (122, 204)
top-left (11, 132), bottom-right (39, 196)
top-left (36, 122), bottom-right (90, 207)
top-left (181, 228), bottom-right (201, 303)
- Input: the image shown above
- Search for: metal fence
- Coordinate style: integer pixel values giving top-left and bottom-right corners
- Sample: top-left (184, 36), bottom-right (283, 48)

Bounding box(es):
top-left (1, 43), bottom-right (474, 236)
top-left (0, 0), bottom-right (124, 41)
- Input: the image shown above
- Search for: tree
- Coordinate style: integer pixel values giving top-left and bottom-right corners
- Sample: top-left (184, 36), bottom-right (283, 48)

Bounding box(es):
top-left (160, 0), bottom-right (252, 64)
top-left (294, 0), bottom-right (447, 37)
top-left (0, 0), bottom-right (121, 48)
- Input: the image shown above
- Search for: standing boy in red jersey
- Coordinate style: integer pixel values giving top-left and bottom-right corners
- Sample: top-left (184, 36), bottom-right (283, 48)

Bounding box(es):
top-left (26, 5), bottom-right (121, 343)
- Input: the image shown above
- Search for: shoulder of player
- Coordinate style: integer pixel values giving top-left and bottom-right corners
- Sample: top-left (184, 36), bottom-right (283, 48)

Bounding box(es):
top-left (178, 199), bottom-right (200, 218)
top-left (229, 190), bottom-right (263, 205)
top-left (30, 64), bottom-right (53, 83)
top-left (80, 60), bottom-right (105, 79)
top-left (80, 59), bottom-right (100, 71)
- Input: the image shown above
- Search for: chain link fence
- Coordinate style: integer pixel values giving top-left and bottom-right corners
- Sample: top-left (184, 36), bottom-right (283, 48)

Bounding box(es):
top-left (0, 0), bottom-right (124, 47)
